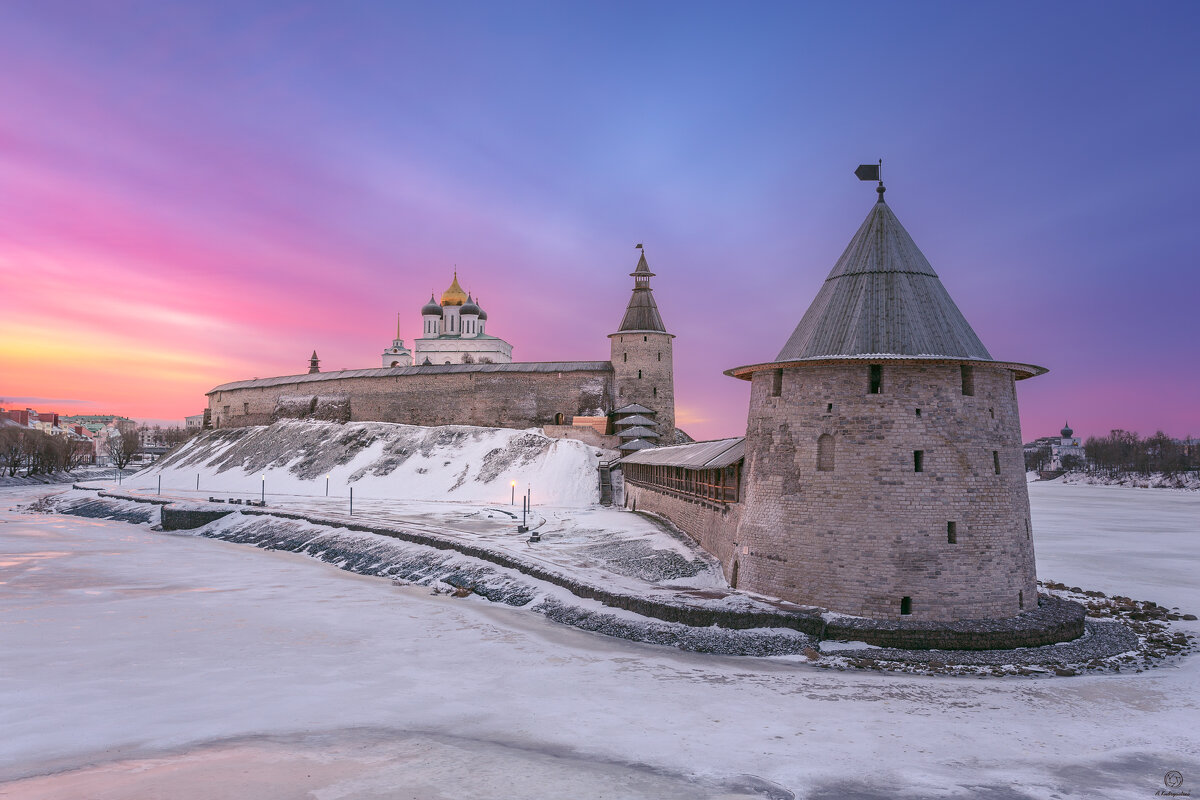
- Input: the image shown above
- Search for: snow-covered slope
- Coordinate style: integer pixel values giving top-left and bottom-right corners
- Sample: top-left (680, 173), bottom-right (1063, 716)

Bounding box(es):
top-left (140, 420), bottom-right (607, 506)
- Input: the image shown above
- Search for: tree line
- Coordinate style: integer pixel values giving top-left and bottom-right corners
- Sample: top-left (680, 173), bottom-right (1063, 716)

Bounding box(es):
top-left (0, 424), bottom-right (195, 477)
top-left (1083, 430), bottom-right (1197, 476)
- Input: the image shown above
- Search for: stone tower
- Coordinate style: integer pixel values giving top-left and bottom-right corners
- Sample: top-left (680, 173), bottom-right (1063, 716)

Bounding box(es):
top-left (726, 186), bottom-right (1046, 622)
top-left (308, 350), bottom-right (320, 374)
top-left (610, 248), bottom-right (676, 437)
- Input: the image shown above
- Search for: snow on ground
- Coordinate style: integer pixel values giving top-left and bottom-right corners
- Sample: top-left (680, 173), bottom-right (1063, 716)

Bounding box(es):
top-left (1, 482), bottom-right (1198, 799)
top-left (139, 419), bottom-right (610, 506)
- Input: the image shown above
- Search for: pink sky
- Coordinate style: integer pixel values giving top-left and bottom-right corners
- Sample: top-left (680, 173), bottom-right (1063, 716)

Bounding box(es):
top-left (2, 4), bottom-right (1197, 441)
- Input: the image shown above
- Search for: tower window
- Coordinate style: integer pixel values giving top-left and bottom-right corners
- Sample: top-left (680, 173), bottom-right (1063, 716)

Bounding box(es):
top-left (657, 352), bottom-right (661, 361)
top-left (653, 387), bottom-right (658, 398)
top-left (770, 369), bottom-right (782, 397)
top-left (817, 434), bottom-right (835, 472)
top-left (643, 335), bottom-right (647, 342)
top-left (900, 596), bottom-right (912, 616)
top-left (993, 450), bottom-right (1001, 474)
top-left (869, 364), bottom-right (882, 394)
top-left (243, 403), bottom-right (249, 415)
top-left (1019, 590), bottom-right (1024, 609)
top-left (913, 450), bottom-right (924, 472)
top-left (638, 370), bottom-right (642, 379)
top-left (826, 403), bottom-right (833, 413)
top-left (623, 353), bottom-right (627, 363)
top-left (947, 521), bottom-right (957, 543)
top-left (989, 407), bottom-right (995, 419)
top-left (915, 408), bottom-right (922, 417)
top-left (960, 365), bottom-right (975, 396)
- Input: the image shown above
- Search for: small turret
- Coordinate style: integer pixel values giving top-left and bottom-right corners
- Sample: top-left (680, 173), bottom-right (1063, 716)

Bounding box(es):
top-left (308, 351), bottom-right (320, 374)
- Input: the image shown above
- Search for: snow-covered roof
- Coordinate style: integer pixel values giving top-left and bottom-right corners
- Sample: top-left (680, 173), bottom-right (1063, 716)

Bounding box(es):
top-left (613, 404), bottom-right (654, 415)
top-left (618, 438), bottom-right (656, 451)
top-left (209, 361), bottom-right (613, 394)
top-left (618, 426), bottom-right (658, 439)
top-left (620, 437), bottom-right (744, 469)
top-left (614, 414), bottom-right (656, 427)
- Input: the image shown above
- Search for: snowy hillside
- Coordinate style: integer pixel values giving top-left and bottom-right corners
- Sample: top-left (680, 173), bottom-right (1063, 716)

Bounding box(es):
top-left (140, 420), bottom-right (609, 506)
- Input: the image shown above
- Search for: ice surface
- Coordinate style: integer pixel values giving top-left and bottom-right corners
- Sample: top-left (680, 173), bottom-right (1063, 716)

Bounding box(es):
top-left (1, 482), bottom-right (1197, 799)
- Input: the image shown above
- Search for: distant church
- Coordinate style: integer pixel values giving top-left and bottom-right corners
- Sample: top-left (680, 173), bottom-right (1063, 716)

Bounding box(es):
top-left (206, 248), bottom-right (676, 442)
top-left (381, 273), bottom-right (514, 368)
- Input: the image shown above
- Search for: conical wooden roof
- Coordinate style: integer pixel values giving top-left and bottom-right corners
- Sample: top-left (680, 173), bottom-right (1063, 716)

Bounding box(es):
top-left (616, 252), bottom-right (667, 333)
top-left (775, 198), bottom-right (991, 362)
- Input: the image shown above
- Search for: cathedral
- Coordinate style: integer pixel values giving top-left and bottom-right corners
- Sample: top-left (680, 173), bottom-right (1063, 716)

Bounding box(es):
top-left (381, 273), bottom-right (514, 367)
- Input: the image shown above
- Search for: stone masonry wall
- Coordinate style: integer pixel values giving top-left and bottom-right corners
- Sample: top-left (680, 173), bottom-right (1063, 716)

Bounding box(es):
top-left (734, 361), bottom-right (1038, 622)
top-left (209, 368), bottom-right (613, 431)
top-left (609, 332), bottom-right (675, 434)
top-left (624, 481), bottom-right (741, 584)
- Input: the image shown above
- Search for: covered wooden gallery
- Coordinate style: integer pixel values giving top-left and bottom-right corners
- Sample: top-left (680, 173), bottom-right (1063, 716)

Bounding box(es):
top-left (620, 437), bottom-right (745, 504)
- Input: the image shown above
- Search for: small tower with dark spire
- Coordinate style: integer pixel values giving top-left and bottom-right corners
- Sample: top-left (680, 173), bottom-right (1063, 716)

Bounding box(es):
top-left (308, 351), bottom-right (320, 374)
top-left (609, 247), bottom-right (675, 438)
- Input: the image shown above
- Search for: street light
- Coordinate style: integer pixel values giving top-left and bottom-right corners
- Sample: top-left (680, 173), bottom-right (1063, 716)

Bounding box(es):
top-left (261, 474), bottom-right (265, 504)
top-left (511, 480), bottom-right (516, 505)
top-left (326, 475), bottom-right (330, 497)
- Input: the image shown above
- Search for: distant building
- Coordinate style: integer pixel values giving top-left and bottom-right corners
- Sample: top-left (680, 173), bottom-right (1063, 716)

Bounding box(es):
top-left (185, 414), bottom-right (205, 430)
top-left (409, 273), bottom-right (513, 366)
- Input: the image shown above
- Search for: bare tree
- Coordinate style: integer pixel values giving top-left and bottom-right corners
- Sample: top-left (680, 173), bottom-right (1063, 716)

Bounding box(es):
top-left (0, 429), bottom-right (22, 477)
top-left (105, 427), bottom-right (142, 470)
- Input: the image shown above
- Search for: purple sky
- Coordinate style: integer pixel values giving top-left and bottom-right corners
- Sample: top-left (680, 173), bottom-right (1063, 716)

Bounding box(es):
top-left (1, 2), bottom-right (1197, 440)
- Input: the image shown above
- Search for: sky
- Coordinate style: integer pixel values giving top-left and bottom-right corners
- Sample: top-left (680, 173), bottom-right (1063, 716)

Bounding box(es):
top-left (1, 1), bottom-right (1197, 441)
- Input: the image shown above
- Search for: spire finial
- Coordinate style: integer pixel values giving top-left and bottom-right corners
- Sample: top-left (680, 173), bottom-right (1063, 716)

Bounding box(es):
top-left (396, 312), bottom-right (401, 340)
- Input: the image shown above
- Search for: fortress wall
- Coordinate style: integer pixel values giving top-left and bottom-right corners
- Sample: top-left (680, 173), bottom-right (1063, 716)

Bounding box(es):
top-left (208, 368), bottom-right (614, 431)
top-left (623, 482), bottom-right (741, 583)
top-left (734, 361), bottom-right (1037, 622)
top-left (541, 425), bottom-right (620, 450)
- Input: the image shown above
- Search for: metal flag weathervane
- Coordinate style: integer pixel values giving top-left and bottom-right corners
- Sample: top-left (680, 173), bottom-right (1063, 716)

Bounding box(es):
top-left (855, 160), bottom-right (885, 200)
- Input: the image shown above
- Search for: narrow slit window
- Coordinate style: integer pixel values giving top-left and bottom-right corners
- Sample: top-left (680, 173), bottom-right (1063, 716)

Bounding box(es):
top-left (868, 364), bottom-right (882, 394)
top-left (993, 450), bottom-right (1001, 474)
top-left (826, 403), bottom-right (833, 413)
top-left (657, 352), bottom-right (661, 361)
top-left (653, 387), bottom-right (658, 398)
top-left (623, 353), bottom-right (627, 363)
top-left (243, 402), bottom-right (249, 415)
top-left (638, 370), bottom-right (642, 379)
top-left (989, 407), bottom-right (995, 419)
top-left (915, 408), bottom-right (922, 417)
top-left (770, 369), bottom-right (783, 397)
top-left (1019, 590), bottom-right (1024, 609)
top-left (817, 434), bottom-right (835, 472)
top-left (960, 364), bottom-right (975, 396)
top-left (914, 450), bottom-right (924, 472)
top-left (947, 521), bottom-right (957, 544)
top-left (900, 596), bottom-right (912, 616)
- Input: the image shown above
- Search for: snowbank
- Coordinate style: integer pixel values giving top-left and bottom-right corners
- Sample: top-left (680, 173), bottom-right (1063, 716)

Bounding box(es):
top-left (1059, 470), bottom-right (1200, 491)
top-left (136, 420), bottom-right (608, 506)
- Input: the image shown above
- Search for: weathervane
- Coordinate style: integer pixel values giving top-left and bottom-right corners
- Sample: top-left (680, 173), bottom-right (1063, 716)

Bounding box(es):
top-left (855, 159), bottom-right (885, 201)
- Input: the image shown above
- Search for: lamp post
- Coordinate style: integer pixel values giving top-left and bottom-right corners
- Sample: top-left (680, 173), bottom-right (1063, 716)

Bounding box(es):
top-left (511, 480), bottom-right (516, 505)
top-left (326, 475), bottom-right (330, 497)
top-left (157, 475), bottom-right (161, 495)
top-left (261, 474), bottom-right (265, 504)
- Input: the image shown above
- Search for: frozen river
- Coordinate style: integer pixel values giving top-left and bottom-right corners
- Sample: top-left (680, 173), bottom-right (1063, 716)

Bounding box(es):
top-left (0, 482), bottom-right (1197, 799)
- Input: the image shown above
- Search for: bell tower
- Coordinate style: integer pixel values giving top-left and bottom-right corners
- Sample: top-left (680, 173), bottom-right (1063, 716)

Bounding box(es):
top-left (609, 247), bottom-right (675, 437)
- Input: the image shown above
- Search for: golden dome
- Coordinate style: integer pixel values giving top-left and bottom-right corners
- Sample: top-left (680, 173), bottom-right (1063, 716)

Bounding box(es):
top-left (440, 271), bottom-right (468, 306)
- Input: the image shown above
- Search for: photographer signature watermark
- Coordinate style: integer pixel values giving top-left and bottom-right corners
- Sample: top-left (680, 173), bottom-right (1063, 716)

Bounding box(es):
top-left (1157, 770), bottom-right (1189, 797)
